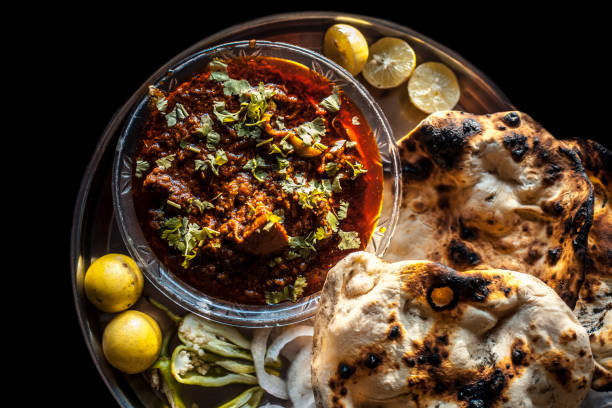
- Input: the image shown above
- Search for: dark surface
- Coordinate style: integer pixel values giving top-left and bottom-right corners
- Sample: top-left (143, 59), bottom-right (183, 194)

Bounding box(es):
top-left (30, 2), bottom-right (606, 407)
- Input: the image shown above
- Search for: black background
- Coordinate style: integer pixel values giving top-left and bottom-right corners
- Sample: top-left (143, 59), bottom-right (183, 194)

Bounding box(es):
top-left (32, 3), bottom-right (608, 407)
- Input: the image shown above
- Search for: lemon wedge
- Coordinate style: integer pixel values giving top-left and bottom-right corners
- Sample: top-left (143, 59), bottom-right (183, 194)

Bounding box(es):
top-left (323, 24), bottom-right (369, 76)
top-left (408, 62), bottom-right (460, 113)
top-left (362, 37), bottom-right (416, 89)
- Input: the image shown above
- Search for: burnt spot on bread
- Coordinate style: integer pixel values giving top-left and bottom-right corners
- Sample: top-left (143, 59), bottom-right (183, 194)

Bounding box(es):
top-left (541, 351), bottom-right (574, 387)
top-left (414, 118), bottom-right (481, 169)
top-left (525, 248), bottom-right (542, 265)
top-left (364, 353), bottom-right (382, 369)
top-left (337, 363), bottom-right (355, 379)
top-left (459, 218), bottom-right (478, 241)
top-left (401, 156), bottom-right (433, 181)
top-left (457, 368), bottom-right (507, 408)
top-left (388, 324), bottom-right (402, 340)
top-left (547, 247), bottom-right (562, 266)
top-left (543, 200), bottom-right (565, 216)
top-left (448, 239), bottom-right (481, 267)
top-left (424, 266), bottom-right (491, 312)
top-left (543, 163), bottom-right (563, 185)
top-left (511, 339), bottom-right (529, 367)
top-left (503, 132), bottom-right (529, 162)
top-left (502, 112), bottom-right (521, 127)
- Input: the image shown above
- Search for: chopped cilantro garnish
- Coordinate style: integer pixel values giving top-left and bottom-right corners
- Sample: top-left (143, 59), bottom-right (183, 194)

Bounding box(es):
top-left (208, 59), bottom-right (230, 82)
top-left (296, 117), bottom-right (326, 146)
top-left (214, 149), bottom-right (228, 166)
top-left (264, 276), bottom-right (308, 305)
top-left (148, 85), bottom-right (168, 113)
top-left (275, 156), bottom-right (290, 174)
top-left (243, 155), bottom-right (269, 182)
top-left (326, 211), bottom-right (339, 233)
top-left (329, 140), bottom-right (346, 153)
top-left (337, 230), bottom-right (361, 250)
top-left (195, 113), bottom-right (214, 137)
top-left (165, 103), bottom-right (189, 127)
top-left (191, 198), bottom-right (214, 213)
top-left (320, 86), bottom-right (340, 112)
top-left (223, 78), bottom-right (251, 96)
top-left (324, 162), bottom-right (338, 176)
top-left (331, 173), bottom-right (344, 192)
top-left (213, 101), bottom-right (243, 124)
top-left (160, 217), bottom-right (209, 268)
top-left (206, 131), bottom-right (221, 151)
top-left (156, 154), bottom-right (175, 170)
top-left (337, 200), bottom-right (349, 220)
top-left (345, 160), bottom-right (368, 179)
top-left (135, 160), bottom-right (150, 178)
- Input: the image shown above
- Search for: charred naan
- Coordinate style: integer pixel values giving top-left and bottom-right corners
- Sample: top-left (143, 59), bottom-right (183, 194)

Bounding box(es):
top-left (311, 252), bottom-right (594, 408)
top-left (566, 138), bottom-right (612, 391)
top-left (385, 111), bottom-right (594, 309)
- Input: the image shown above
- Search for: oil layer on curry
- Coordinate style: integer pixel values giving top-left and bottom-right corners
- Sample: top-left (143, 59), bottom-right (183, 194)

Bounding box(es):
top-left (132, 56), bottom-right (383, 305)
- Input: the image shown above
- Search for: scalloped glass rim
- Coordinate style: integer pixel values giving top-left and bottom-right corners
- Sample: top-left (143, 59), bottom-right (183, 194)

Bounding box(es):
top-left (112, 40), bottom-right (401, 327)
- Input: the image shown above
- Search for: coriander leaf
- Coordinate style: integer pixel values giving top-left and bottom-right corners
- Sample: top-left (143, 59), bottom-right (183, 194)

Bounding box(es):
top-left (208, 59), bottom-right (229, 82)
top-left (195, 113), bottom-right (214, 137)
top-left (292, 276), bottom-right (307, 301)
top-left (332, 173), bottom-right (343, 193)
top-left (324, 162), bottom-right (338, 176)
top-left (156, 154), bottom-right (175, 170)
top-left (214, 149), bottom-right (228, 166)
top-left (296, 117), bottom-right (326, 146)
top-left (337, 230), bottom-right (361, 250)
top-left (165, 103), bottom-right (189, 127)
top-left (194, 159), bottom-right (208, 172)
top-left (160, 217), bottom-right (209, 268)
top-left (345, 160), bottom-right (368, 179)
top-left (223, 78), bottom-right (251, 96)
top-left (326, 211), bottom-right (339, 233)
top-left (329, 139), bottom-right (346, 153)
top-left (192, 198), bottom-right (214, 213)
top-left (213, 101), bottom-right (243, 124)
top-left (276, 156), bottom-right (290, 174)
top-left (135, 160), bottom-right (150, 178)
top-left (264, 275), bottom-right (308, 305)
top-left (337, 200), bottom-right (349, 220)
top-left (320, 87), bottom-right (340, 112)
top-left (148, 85), bottom-right (167, 113)
top-left (206, 131), bottom-right (221, 151)
top-left (252, 168), bottom-right (267, 182)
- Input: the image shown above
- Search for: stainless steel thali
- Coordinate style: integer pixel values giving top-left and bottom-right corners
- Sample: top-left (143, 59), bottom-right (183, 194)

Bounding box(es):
top-left (70, 11), bottom-right (609, 408)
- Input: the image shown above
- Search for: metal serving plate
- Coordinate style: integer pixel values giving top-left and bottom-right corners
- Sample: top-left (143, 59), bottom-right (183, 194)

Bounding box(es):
top-left (70, 11), bottom-right (608, 407)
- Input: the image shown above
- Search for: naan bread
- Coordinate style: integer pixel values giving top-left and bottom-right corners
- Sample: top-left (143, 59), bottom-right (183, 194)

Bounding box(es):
top-left (566, 138), bottom-right (612, 391)
top-left (311, 252), bottom-right (594, 408)
top-left (385, 111), bottom-right (594, 309)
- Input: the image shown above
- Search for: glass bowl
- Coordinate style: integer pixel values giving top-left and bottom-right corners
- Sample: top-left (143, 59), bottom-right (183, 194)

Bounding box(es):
top-left (112, 40), bottom-right (401, 327)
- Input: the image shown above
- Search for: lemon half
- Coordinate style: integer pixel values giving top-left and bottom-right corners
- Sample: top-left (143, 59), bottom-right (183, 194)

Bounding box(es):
top-left (408, 61), bottom-right (460, 113)
top-left (362, 37), bottom-right (416, 89)
top-left (323, 24), bottom-right (369, 76)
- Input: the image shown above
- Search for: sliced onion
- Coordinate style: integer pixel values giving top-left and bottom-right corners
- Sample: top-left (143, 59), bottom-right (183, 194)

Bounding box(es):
top-left (252, 328), bottom-right (288, 400)
top-left (258, 404), bottom-right (286, 408)
top-left (265, 325), bottom-right (314, 364)
top-left (287, 343), bottom-right (315, 408)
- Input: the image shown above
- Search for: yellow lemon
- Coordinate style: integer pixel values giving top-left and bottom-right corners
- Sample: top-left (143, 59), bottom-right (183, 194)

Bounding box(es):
top-left (323, 24), bottom-right (369, 76)
top-left (102, 310), bottom-right (162, 374)
top-left (408, 61), bottom-right (460, 113)
top-left (84, 253), bottom-right (144, 313)
top-left (362, 37), bottom-right (416, 89)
